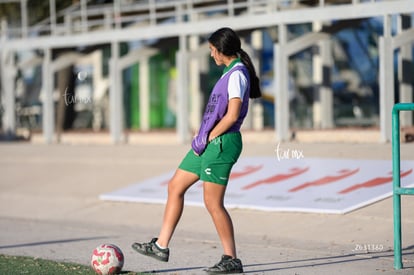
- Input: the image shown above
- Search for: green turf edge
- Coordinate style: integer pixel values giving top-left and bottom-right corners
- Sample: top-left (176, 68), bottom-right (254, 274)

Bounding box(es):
top-left (0, 254), bottom-right (142, 275)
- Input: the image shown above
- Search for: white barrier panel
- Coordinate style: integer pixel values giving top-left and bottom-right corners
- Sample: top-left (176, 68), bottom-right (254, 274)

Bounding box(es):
top-left (100, 157), bottom-right (414, 214)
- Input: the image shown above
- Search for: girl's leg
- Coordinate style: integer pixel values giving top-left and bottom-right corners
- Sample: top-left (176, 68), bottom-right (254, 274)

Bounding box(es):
top-left (156, 169), bottom-right (199, 248)
top-left (203, 181), bottom-right (236, 258)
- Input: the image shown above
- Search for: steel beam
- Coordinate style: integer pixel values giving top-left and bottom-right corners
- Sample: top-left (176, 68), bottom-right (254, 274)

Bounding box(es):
top-left (42, 48), bottom-right (54, 143)
top-left (176, 34), bottom-right (189, 143)
top-left (275, 23), bottom-right (289, 142)
top-left (1, 50), bottom-right (17, 137)
top-left (379, 15), bottom-right (394, 143)
top-left (109, 41), bottom-right (123, 143)
top-left (398, 15), bottom-right (413, 127)
top-left (2, 0), bottom-right (414, 51)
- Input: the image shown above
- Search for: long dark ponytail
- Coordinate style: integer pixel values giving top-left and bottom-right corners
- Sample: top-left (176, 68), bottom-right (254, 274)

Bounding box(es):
top-left (208, 27), bottom-right (262, 99)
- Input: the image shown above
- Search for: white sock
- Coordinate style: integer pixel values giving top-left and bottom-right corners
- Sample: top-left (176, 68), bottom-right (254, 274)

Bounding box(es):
top-left (155, 241), bottom-right (167, 250)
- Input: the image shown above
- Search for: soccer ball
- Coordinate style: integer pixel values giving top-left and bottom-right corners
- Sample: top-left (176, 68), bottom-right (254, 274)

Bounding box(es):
top-left (91, 244), bottom-right (124, 275)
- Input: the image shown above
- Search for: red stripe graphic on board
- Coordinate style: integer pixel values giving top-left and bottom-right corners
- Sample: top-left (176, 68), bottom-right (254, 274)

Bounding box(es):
top-left (338, 169), bottom-right (413, 194)
top-left (230, 165), bottom-right (263, 179)
top-left (289, 168), bottom-right (360, 192)
top-left (242, 167), bottom-right (309, 190)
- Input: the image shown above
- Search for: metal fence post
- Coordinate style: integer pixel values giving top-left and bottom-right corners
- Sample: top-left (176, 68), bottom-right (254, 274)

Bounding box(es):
top-left (392, 102), bottom-right (414, 270)
top-left (392, 103), bottom-right (402, 269)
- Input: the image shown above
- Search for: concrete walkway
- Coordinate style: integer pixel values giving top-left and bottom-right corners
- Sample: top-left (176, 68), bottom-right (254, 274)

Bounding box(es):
top-left (1, 135), bottom-right (414, 274)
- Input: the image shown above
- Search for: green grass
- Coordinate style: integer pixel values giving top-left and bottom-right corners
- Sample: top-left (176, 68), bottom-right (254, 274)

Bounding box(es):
top-left (0, 254), bottom-right (141, 275)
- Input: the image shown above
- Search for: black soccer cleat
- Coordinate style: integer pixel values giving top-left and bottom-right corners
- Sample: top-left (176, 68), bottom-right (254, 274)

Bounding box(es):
top-left (131, 238), bottom-right (169, 262)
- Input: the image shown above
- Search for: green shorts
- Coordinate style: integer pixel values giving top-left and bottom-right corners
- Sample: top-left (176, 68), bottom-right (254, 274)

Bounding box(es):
top-left (179, 132), bottom-right (242, 185)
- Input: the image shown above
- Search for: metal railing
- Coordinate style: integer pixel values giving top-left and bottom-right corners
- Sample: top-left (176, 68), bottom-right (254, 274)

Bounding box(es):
top-left (392, 103), bottom-right (414, 270)
top-left (0, 0), bottom-right (392, 40)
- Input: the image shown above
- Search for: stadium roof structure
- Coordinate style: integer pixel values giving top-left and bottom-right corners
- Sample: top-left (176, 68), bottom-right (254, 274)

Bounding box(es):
top-left (0, 0), bottom-right (412, 49)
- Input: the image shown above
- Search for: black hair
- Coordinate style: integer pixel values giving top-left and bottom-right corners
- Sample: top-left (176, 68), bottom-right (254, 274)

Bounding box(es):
top-left (208, 27), bottom-right (262, 99)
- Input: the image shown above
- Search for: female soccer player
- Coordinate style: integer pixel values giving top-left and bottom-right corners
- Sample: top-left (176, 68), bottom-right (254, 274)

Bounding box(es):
top-left (132, 27), bottom-right (261, 274)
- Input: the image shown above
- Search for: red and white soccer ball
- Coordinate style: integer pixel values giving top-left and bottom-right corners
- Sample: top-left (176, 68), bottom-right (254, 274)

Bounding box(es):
top-left (91, 244), bottom-right (124, 275)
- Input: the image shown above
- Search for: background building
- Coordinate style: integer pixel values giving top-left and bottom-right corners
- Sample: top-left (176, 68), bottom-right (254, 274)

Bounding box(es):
top-left (0, 0), bottom-right (413, 143)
